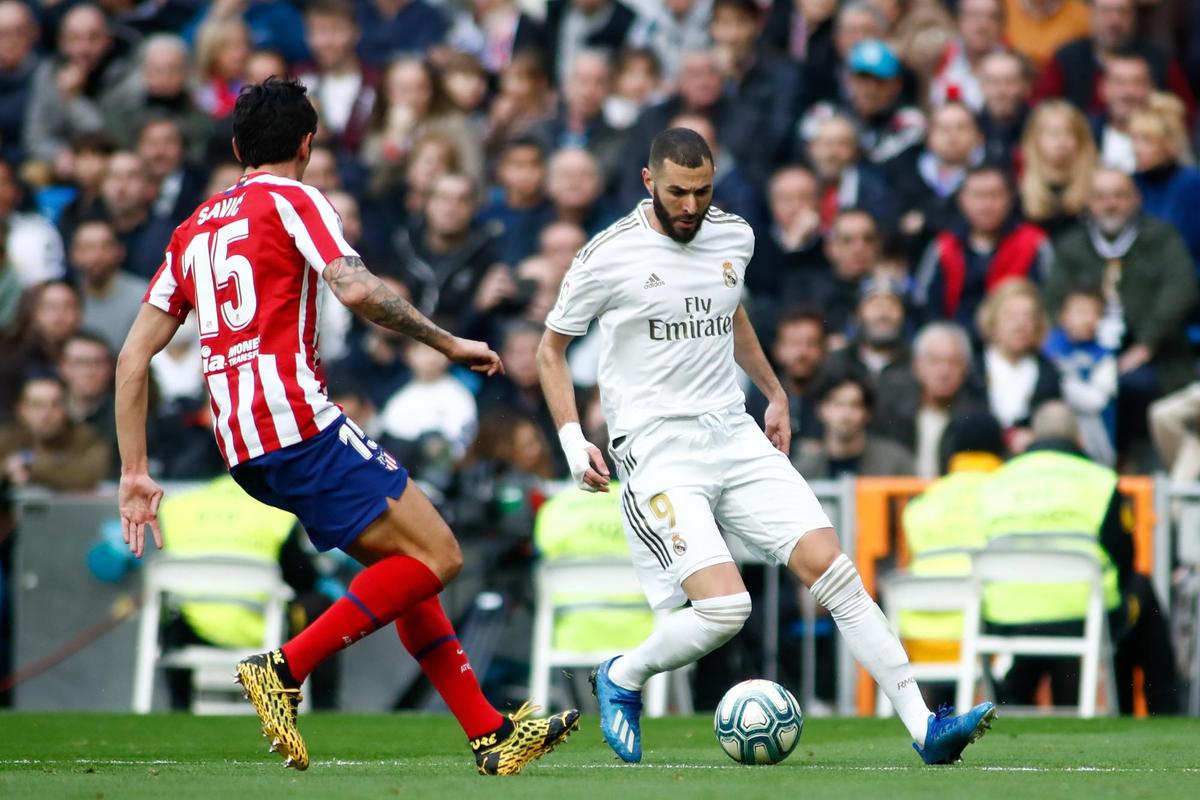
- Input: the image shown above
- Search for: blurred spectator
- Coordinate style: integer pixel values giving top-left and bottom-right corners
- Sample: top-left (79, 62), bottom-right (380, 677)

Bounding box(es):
top-left (137, 117), bottom-right (205, 223)
top-left (1031, 0), bottom-right (1194, 120)
top-left (297, 0), bottom-right (378, 155)
top-left (0, 281), bottom-right (81, 418)
top-left (1046, 167), bottom-right (1198, 456)
top-left (357, 0), bottom-right (449, 68)
top-left (331, 378), bottom-right (382, 439)
top-left (928, 0), bottom-right (1005, 111)
top-left (824, 274), bottom-right (911, 386)
top-left (0, 375), bottom-right (108, 490)
top-left (797, 0), bottom-right (886, 111)
top-left (603, 47), bottom-right (664, 130)
top-left (101, 34), bottom-right (212, 162)
top-left (70, 218), bottom-right (146, 353)
top-left (709, 0), bottom-right (799, 176)
top-left (479, 321), bottom-right (565, 476)
top-left (1094, 50), bottom-right (1153, 173)
top-left (874, 321), bottom-right (984, 476)
top-left (483, 51), bottom-right (556, 158)
top-left (915, 165), bottom-right (1052, 330)
top-left (55, 133), bottom-right (115, 248)
top-left (979, 401), bottom-right (1179, 714)
top-left (799, 39), bottom-right (926, 174)
top-left (23, 3), bottom-right (132, 166)
top-left (1044, 285), bottom-right (1117, 465)
top-left (1002, 0), bottom-right (1090, 68)
top-left (745, 306), bottom-right (827, 449)
top-left (536, 221), bottom-right (586, 278)
top-left (479, 136), bottom-right (551, 267)
top-left (204, 161), bottom-right (245, 197)
top-left (303, 145), bottom-right (345, 196)
top-left (192, 12), bottom-right (250, 119)
top-left (193, 0), bottom-right (309, 66)
top-left (1150, 381), bottom-right (1200, 483)
top-left (790, 208), bottom-right (881, 340)
top-left (244, 47), bottom-right (287, 85)
top-left (976, 278), bottom-right (1061, 447)
top-left (806, 114), bottom-right (894, 234)
top-left (379, 339), bottom-right (477, 465)
top-left (545, 147), bottom-right (614, 235)
top-left (438, 50), bottom-right (490, 136)
top-left (444, 0), bottom-right (548, 77)
top-left (545, 0), bottom-right (636, 87)
top-left (627, 0), bottom-right (711, 82)
top-left (378, 132), bottom-right (461, 227)
top-left (57, 331), bottom-right (116, 460)
top-left (394, 173), bottom-right (502, 327)
top-left (512, 255), bottom-right (560, 325)
top-left (0, 160), bottom-right (66, 286)
top-left (1130, 93), bottom-right (1200, 272)
top-left (362, 58), bottom-right (480, 187)
top-left (895, 101), bottom-right (985, 247)
top-left (533, 49), bottom-right (624, 186)
top-left (98, 150), bottom-right (175, 279)
top-left (0, 0), bottom-right (39, 164)
top-left (669, 111), bottom-right (765, 232)
top-left (888, 1), bottom-right (957, 91)
top-left (149, 314), bottom-right (202, 406)
top-left (977, 50), bottom-right (1032, 168)
top-left (793, 365), bottom-right (914, 477)
top-left (750, 165), bottom-right (824, 313)
top-left (325, 276), bottom-right (413, 409)
top-left (1018, 100), bottom-right (1096, 239)
top-left (763, 0), bottom-right (838, 73)
top-left (0, 228), bottom-right (18, 329)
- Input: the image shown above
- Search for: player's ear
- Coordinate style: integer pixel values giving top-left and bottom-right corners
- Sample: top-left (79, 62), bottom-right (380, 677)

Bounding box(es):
top-left (298, 132), bottom-right (314, 164)
top-left (230, 138), bottom-right (241, 164)
top-left (642, 166), bottom-right (653, 195)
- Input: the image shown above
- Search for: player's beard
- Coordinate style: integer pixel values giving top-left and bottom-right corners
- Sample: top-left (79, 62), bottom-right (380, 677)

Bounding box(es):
top-left (652, 188), bottom-right (707, 243)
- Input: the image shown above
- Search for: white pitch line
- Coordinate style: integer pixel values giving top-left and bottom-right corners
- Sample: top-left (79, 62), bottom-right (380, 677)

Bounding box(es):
top-left (1, 759), bottom-right (1198, 774)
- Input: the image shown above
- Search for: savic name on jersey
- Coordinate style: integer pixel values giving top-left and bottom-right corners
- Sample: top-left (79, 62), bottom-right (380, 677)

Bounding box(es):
top-left (546, 200), bottom-right (754, 441)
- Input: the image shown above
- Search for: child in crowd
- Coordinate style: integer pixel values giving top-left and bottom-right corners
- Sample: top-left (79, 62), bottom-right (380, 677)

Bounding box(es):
top-left (1043, 286), bottom-right (1117, 465)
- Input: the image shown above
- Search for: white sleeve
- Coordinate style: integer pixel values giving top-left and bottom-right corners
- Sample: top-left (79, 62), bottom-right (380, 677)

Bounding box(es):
top-left (545, 258), bottom-right (609, 336)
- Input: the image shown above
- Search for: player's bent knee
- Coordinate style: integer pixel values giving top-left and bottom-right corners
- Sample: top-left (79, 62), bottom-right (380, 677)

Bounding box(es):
top-left (789, 527), bottom-right (843, 587)
top-left (692, 591), bottom-right (752, 644)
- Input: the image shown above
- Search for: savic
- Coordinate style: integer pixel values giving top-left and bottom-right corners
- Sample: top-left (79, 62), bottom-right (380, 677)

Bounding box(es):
top-left (647, 314), bottom-right (734, 341)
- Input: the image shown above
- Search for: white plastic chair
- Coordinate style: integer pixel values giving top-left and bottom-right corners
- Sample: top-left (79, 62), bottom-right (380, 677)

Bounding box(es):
top-left (955, 545), bottom-right (1118, 718)
top-left (529, 559), bottom-right (692, 717)
top-left (132, 556), bottom-right (298, 714)
top-left (876, 571), bottom-right (976, 717)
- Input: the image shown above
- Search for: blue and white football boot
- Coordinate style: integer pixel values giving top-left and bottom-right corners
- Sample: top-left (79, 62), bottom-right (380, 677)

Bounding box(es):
top-left (589, 656), bottom-right (643, 763)
top-left (913, 702), bottom-right (997, 765)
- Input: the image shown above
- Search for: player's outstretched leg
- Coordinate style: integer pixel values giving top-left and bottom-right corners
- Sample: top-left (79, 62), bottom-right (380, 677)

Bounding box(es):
top-left (593, 584), bottom-right (752, 762)
top-left (395, 596), bottom-right (580, 775)
top-left (238, 551), bottom-right (447, 770)
top-left (794, 530), bottom-right (996, 764)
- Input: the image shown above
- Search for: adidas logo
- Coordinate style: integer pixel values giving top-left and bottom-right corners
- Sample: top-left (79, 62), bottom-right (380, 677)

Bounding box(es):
top-left (644, 273), bottom-right (666, 289)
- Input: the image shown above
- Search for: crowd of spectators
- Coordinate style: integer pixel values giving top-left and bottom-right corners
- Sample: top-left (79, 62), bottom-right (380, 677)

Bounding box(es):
top-left (0, 0), bottom-right (1198, 562)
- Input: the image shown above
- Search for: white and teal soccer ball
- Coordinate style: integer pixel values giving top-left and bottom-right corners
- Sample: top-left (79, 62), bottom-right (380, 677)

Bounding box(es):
top-left (713, 679), bottom-right (803, 765)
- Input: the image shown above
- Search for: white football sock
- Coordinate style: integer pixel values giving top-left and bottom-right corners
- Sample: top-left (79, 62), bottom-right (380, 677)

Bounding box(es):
top-left (607, 592), bottom-right (752, 692)
top-left (809, 554), bottom-right (932, 747)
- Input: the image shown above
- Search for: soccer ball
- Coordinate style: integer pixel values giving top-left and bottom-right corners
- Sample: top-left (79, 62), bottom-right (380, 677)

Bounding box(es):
top-left (713, 679), bottom-right (803, 765)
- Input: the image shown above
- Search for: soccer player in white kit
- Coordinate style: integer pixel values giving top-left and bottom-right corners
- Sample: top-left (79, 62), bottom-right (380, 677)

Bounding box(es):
top-left (537, 128), bottom-right (995, 765)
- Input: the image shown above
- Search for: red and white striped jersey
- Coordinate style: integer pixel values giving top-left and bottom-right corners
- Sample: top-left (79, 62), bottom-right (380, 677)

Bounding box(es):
top-left (145, 171), bottom-right (359, 467)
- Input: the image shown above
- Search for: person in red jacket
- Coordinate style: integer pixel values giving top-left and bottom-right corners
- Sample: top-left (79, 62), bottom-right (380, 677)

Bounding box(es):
top-left (913, 164), bottom-right (1053, 332)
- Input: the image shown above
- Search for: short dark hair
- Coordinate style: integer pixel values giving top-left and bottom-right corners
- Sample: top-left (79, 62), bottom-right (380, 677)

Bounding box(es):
top-left (136, 114), bottom-right (182, 142)
top-left (713, 0), bottom-right (762, 16)
top-left (72, 217), bottom-right (119, 242)
top-left (502, 135), bottom-right (546, 160)
top-left (1063, 283), bottom-right (1105, 306)
top-left (962, 162), bottom-right (1013, 193)
top-left (814, 365), bottom-right (875, 411)
top-left (776, 305), bottom-right (828, 336)
top-left (71, 132), bottom-right (116, 156)
top-left (19, 373), bottom-right (67, 402)
top-left (305, 0), bottom-right (356, 24)
top-left (62, 330), bottom-right (113, 357)
top-left (232, 78), bottom-right (318, 167)
top-left (649, 127), bottom-right (713, 173)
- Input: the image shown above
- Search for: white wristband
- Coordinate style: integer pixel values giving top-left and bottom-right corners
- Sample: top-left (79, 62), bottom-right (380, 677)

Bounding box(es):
top-left (557, 422), bottom-right (588, 454)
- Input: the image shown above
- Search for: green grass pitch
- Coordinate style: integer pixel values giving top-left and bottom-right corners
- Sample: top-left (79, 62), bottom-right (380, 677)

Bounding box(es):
top-left (1, 713), bottom-right (1197, 799)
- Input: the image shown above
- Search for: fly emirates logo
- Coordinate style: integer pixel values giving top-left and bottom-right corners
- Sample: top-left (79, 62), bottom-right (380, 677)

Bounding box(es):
top-left (648, 296), bottom-right (733, 342)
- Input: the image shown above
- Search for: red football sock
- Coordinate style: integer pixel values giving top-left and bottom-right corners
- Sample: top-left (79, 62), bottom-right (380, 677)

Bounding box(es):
top-left (395, 597), bottom-right (504, 739)
top-left (282, 556), bottom-right (442, 682)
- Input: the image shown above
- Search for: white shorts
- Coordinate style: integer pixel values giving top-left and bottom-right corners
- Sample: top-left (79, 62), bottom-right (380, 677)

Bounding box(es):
top-left (610, 409), bottom-right (833, 610)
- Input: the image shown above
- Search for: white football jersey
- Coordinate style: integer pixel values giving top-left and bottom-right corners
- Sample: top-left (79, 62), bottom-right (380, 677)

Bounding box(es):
top-left (546, 199), bottom-right (754, 440)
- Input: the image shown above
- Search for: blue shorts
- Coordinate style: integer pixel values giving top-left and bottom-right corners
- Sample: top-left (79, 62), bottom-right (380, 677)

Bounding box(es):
top-left (230, 415), bottom-right (409, 552)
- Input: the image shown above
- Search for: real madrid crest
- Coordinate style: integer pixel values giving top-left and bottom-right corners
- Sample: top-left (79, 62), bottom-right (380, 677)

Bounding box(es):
top-left (671, 534), bottom-right (688, 556)
top-left (722, 261), bottom-right (737, 288)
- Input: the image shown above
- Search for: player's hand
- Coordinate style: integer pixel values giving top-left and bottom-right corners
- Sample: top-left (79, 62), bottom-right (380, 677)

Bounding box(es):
top-left (443, 336), bottom-right (505, 376)
top-left (119, 473), bottom-right (165, 559)
top-left (559, 423), bottom-right (610, 493)
top-left (764, 397), bottom-right (792, 455)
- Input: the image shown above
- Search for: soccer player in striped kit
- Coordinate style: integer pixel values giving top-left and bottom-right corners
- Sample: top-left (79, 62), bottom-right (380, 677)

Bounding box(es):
top-left (115, 79), bottom-right (578, 774)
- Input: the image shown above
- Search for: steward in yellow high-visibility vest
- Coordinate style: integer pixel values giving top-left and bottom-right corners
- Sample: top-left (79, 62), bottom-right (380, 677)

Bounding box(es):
top-left (533, 482), bottom-right (655, 654)
top-left (977, 402), bottom-right (1179, 713)
top-left (900, 413), bottom-right (1007, 662)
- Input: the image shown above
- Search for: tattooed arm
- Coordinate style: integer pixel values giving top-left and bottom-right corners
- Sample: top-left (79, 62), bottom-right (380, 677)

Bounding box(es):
top-left (323, 256), bottom-right (504, 376)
